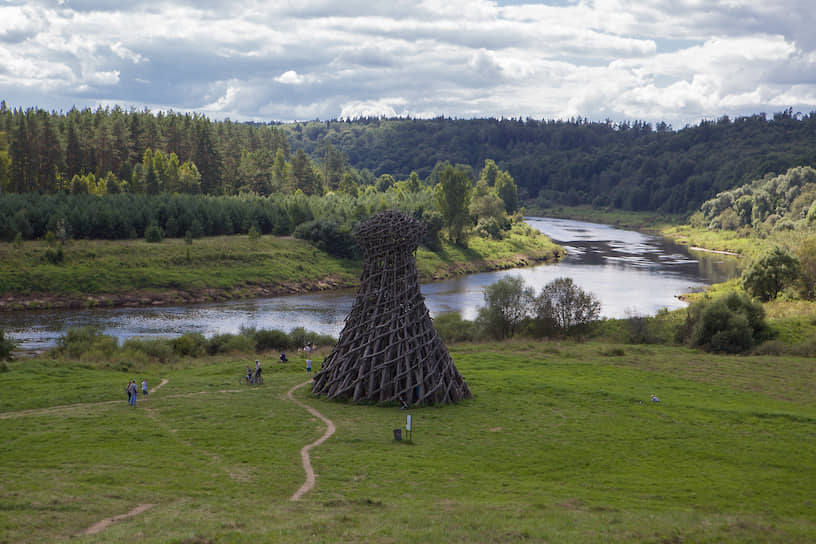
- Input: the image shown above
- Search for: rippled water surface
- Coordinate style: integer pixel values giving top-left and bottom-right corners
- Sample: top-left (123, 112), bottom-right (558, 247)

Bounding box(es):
top-left (1, 217), bottom-right (739, 351)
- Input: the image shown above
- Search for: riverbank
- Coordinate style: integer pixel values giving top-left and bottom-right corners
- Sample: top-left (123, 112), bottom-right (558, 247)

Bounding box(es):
top-left (0, 223), bottom-right (563, 312)
top-left (524, 204), bottom-right (683, 230)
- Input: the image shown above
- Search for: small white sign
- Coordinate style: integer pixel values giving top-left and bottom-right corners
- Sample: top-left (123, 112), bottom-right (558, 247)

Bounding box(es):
top-left (406, 414), bottom-right (412, 431)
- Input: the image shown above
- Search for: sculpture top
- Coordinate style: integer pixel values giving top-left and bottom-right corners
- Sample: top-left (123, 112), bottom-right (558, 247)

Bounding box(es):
top-left (355, 210), bottom-right (425, 255)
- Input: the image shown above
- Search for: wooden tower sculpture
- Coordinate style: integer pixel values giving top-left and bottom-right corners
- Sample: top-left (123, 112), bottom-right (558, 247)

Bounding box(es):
top-left (312, 210), bottom-right (472, 405)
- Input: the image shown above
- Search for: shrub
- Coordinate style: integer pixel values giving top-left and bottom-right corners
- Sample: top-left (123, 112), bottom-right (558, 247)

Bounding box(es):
top-left (741, 246), bottom-right (800, 301)
top-left (43, 244), bottom-right (64, 264)
top-left (253, 329), bottom-right (292, 352)
top-left (55, 327), bottom-right (118, 359)
top-left (248, 225), bottom-right (260, 241)
top-left (433, 312), bottom-right (477, 343)
top-left (144, 223), bottom-right (164, 243)
top-left (207, 333), bottom-right (253, 355)
top-left (680, 292), bottom-right (770, 354)
top-left (122, 337), bottom-right (173, 362)
top-left (293, 219), bottom-right (360, 258)
top-left (171, 333), bottom-right (207, 357)
top-left (0, 330), bottom-right (15, 361)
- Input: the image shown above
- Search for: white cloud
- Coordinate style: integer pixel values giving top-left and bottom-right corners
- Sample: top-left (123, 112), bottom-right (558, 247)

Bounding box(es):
top-left (0, 0), bottom-right (812, 126)
top-left (276, 70), bottom-right (307, 85)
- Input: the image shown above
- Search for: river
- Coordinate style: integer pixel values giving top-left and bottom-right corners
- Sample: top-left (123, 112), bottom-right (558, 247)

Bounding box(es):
top-left (1, 217), bottom-right (739, 352)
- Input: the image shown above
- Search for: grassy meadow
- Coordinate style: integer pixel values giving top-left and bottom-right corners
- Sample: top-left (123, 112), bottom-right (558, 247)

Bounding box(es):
top-left (1, 341), bottom-right (814, 543)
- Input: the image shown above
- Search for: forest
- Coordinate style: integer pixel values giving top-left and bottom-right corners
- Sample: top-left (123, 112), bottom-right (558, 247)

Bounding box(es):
top-left (2, 103), bottom-right (816, 217)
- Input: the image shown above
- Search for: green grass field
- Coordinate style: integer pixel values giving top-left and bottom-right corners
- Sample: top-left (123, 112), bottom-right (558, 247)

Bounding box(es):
top-left (1, 341), bottom-right (813, 543)
top-left (0, 224), bottom-right (561, 310)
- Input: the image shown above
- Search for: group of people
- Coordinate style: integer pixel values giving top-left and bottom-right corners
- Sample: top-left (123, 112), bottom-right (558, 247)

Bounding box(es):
top-left (243, 346), bottom-right (314, 384)
top-left (245, 360), bottom-right (263, 383)
top-left (126, 379), bottom-right (147, 406)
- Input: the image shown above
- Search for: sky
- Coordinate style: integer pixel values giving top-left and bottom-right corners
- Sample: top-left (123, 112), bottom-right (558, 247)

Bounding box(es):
top-left (1, 0), bottom-right (815, 128)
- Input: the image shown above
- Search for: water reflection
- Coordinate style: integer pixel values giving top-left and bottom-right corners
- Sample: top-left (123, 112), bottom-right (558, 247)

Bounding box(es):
top-left (1, 217), bottom-right (739, 351)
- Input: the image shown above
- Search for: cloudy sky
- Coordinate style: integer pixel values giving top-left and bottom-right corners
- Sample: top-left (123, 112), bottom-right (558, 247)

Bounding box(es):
top-left (1, 0), bottom-right (815, 127)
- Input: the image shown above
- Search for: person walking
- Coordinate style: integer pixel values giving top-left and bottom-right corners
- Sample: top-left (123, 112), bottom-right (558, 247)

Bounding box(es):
top-left (128, 380), bottom-right (138, 407)
top-left (141, 379), bottom-right (148, 398)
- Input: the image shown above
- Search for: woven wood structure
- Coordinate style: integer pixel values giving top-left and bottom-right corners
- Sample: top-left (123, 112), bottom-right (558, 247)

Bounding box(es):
top-left (311, 210), bottom-right (472, 405)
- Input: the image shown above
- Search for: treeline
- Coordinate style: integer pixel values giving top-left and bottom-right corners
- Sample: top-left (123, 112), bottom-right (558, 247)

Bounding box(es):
top-left (0, 192), bottom-right (429, 257)
top-left (3, 103), bottom-right (815, 215)
top-left (282, 110), bottom-right (816, 213)
top-left (0, 158), bottom-right (521, 259)
top-left (694, 166), bottom-right (816, 233)
top-left (0, 103), bottom-right (346, 197)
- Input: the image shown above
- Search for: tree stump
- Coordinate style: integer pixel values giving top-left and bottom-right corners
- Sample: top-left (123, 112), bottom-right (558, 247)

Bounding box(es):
top-left (311, 210), bottom-right (472, 405)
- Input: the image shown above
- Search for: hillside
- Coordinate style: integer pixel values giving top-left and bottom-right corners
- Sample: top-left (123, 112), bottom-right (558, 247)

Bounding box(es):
top-left (281, 111), bottom-right (816, 213)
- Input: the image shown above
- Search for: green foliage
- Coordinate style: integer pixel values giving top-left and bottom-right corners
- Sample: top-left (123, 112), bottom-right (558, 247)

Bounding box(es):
top-left (43, 243), bottom-right (64, 264)
top-left (477, 275), bottom-right (535, 339)
top-left (741, 246), bottom-right (801, 301)
top-left (700, 166), bottom-right (816, 231)
top-left (144, 223), bottom-right (164, 243)
top-left (248, 225), bottom-right (260, 241)
top-left (184, 229), bottom-right (193, 245)
top-left (432, 312), bottom-right (478, 343)
top-left (171, 333), bottom-right (208, 357)
top-left (0, 329), bottom-right (15, 360)
top-left (795, 237), bottom-right (816, 299)
top-left (435, 164), bottom-right (472, 245)
top-left (474, 276), bottom-right (601, 339)
top-left (55, 327), bottom-right (118, 359)
top-left (293, 218), bottom-right (360, 258)
top-left (252, 329), bottom-right (293, 352)
top-left (122, 337), bottom-right (174, 363)
top-left (678, 292), bottom-right (770, 353)
top-left (206, 333), bottom-right (255, 355)
top-left (535, 277), bottom-right (602, 334)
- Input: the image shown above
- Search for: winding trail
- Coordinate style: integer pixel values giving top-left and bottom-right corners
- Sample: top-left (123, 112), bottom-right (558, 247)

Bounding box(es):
top-left (80, 503), bottom-right (156, 535)
top-left (287, 379), bottom-right (336, 501)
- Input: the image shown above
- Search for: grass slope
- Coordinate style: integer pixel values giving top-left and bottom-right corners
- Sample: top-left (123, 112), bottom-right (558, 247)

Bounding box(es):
top-left (0, 224), bottom-right (561, 311)
top-left (1, 341), bottom-right (814, 543)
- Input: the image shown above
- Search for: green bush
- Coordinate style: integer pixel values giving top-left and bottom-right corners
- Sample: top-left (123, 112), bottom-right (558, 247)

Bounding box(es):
top-left (680, 292), bottom-right (771, 354)
top-left (207, 333), bottom-right (254, 355)
top-left (171, 333), bottom-right (208, 357)
top-left (55, 327), bottom-right (118, 359)
top-left (43, 244), bottom-right (64, 264)
top-left (253, 329), bottom-right (292, 352)
top-left (741, 246), bottom-right (800, 301)
top-left (144, 223), bottom-right (164, 243)
top-left (293, 219), bottom-right (360, 258)
top-left (122, 338), bottom-right (173, 362)
top-left (0, 330), bottom-right (15, 361)
top-left (433, 312), bottom-right (478, 343)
